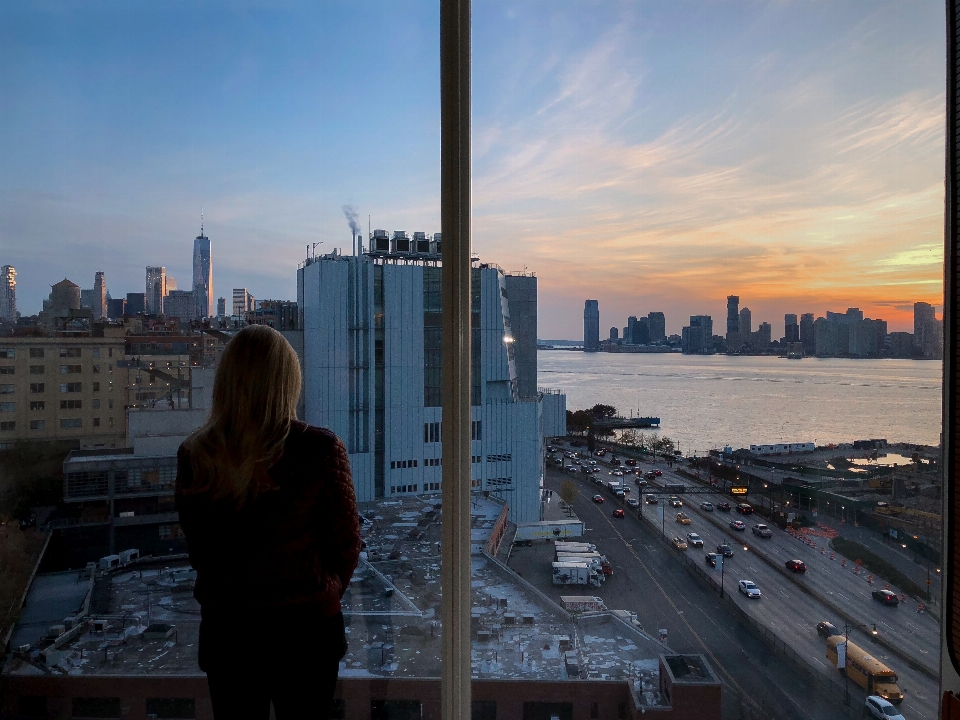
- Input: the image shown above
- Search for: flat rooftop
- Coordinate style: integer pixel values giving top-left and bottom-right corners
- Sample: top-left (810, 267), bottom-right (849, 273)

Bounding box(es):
top-left (3, 495), bottom-right (672, 705)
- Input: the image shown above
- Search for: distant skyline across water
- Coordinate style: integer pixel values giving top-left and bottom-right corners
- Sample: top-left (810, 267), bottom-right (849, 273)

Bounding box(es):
top-left (539, 351), bottom-right (942, 454)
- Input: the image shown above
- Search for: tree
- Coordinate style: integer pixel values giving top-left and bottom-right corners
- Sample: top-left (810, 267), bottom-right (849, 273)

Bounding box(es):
top-left (589, 404), bottom-right (617, 420)
top-left (651, 436), bottom-right (676, 462)
top-left (567, 410), bottom-right (593, 436)
top-left (559, 479), bottom-right (579, 509)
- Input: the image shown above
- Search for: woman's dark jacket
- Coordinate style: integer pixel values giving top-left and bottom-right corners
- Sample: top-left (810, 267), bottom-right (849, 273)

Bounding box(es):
top-left (175, 422), bottom-right (361, 622)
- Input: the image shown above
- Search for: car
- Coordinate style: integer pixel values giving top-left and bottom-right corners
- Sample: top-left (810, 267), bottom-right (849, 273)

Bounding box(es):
top-left (751, 524), bottom-right (772, 538)
top-left (622, 485), bottom-right (631, 494)
top-left (738, 580), bottom-right (761, 598)
top-left (592, 476), bottom-right (605, 485)
top-left (669, 497), bottom-right (683, 508)
top-left (614, 489), bottom-right (625, 498)
top-left (613, 509), bottom-right (625, 518)
top-left (687, 532), bottom-right (703, 547)
top-left (672, 537), bottom-right (688, 550)
top-left (593, 495), bottom-right (605, 504)
top-left (587, 459), bottom-right (597, 466)
top-left (645, 471), bottom-right (656, 480)
top-left (716, 544), bottom-right (734, 557)
top-left (704, 552), bottom-right (718, 567)
top-left (626, 459), bottom-right (637, 466)
top-left (612, 470), bottom-right (624, 477)
top-left (729, 520), bottom-right (746, 531)
top-left (635, 478), bottom-right (648, 487)
top-left (785, 559), bottom-right (806, 573)
top-left (736, 503), bottom-right (754, 515)
top-left (676, 513), bottom-right (692, 525)
top-left (816, 621), bottom-right (840, 639)
top-left (699, 501), bottom-right (714, 512)
top-left (876, 501), bottom-right (890, 508)
top-left (864, 696), bottom-right (905, 720)
top-left (872, 589), bottom-right (900, 606)
top-left (717, 502), bottom-right (732, 512)
top-left (645, 495), bottom-right (659, 504)
top-left (654, 470), bottom-right (663, 476)
top-left (626, 498), bottom-right (639, 508)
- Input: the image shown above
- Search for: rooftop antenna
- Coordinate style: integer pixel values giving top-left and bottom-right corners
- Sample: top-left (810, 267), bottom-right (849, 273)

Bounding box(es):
top-left (200, 206), bottom-right (204, 235)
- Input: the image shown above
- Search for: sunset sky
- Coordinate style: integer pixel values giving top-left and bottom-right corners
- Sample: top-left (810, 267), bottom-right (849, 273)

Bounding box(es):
top-left (0, 1), bottom-right (945, 338)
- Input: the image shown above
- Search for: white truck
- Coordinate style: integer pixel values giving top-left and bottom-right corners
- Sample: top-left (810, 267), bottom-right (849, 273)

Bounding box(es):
top-left (560, 595), bottom-right (607, 612)
top-left (552, 562), bottom-right (601, 588)
top-left (555, 551), bottom-right (613, 577)
top-left (514, 520), bottom-right (585, 546)
top-left (555, 540), bottom-right (597, 553)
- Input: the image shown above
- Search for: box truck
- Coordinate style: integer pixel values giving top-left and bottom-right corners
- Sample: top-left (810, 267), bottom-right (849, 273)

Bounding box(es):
top-left (514, 520), bottom-right (585, 545)
top-left (552, 562), bottom-right (602, 587)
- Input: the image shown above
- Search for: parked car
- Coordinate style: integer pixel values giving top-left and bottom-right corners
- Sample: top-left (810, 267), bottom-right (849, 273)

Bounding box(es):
top-left (751, 524), bottom-right (772, 538)
top-left (613, 509), bottom-right (625, 518)
top-left (872, 589), bottom-right (900, 606)
top-left (864, 696), bottom-right (904, 720)
top-left (717, 502), bottom-right (732, 512)
top-left (816, 621), bottom-right (840, 639)
top-left (704, 552), bottom-right (718, 567)
top-left (672, 537), bottom-right (688, 550)
top-left (736, 503), bottom-right (754, 515)
top-left (699, 501), bottom-right (714, 512)
top-left (687, 532), bottom-right (703, 548)
top-left (716, 544), bottom-right (734, 557)
top-left (738, 580), bottom-right (761, 599)
top-left (676, 513), bottom-right (692, 525)
top-left (729, 520), bottom-right (746, 531)
top-left (785, 559), bottom-right (806, 573)
top-left (626, 498), bottom-right (639, 508)
top-left (593, 495), bottom-right (605, 504)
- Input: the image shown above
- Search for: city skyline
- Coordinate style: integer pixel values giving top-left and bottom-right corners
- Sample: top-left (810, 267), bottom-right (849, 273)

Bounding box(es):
top-left (0, 2), bottom-right (945, 336)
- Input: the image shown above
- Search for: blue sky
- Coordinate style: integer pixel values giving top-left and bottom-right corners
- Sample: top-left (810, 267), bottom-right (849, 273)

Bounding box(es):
top-left (0, 1), bottom-right (945, 337)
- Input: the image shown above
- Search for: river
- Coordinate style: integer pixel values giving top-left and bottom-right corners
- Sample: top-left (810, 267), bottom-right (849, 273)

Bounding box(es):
top-left (537, 351), bottom-right (942, 454)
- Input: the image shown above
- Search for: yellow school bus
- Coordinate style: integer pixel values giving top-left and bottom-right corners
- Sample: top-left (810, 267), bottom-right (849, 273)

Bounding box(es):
top-left (825, 636), bottom-right (903, 704)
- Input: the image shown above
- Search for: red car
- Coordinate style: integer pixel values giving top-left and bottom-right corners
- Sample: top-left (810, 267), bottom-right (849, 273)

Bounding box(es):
top-left (785, 559), bottom-right (806, 573)
top-left (612, 509), bottom-right (625, 518)
top-left (654, 470), bottom-right (663, 477)
top-left (592, 495), bottom-right (605, 503)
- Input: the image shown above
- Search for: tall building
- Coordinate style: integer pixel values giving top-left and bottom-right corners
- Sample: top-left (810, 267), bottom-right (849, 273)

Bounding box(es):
top-left (0, 265), bottom-right (16, 321)
top-left (193, 225), bottom-right (213, 320)
top-left (298, 248), bottom-right (565, 524)
top-left (682, 315), bottom-right (713, 354)
top-left (583, 300), bottom-right (600, 352)
top-left (92, 272), bottom-right (106, 321)
top-left (216, 297), bottom-right (226, 317)
top-left (647, 312), bottom-right (665, 342)
top-left (726, 296), bottom-right (739, 335)
top-left (756, 322), bottom-right (772, 349)
top-left (690, 315), bottom-right (713, 339)
top-left (784, 314), bottom-right (799, 343)
top-left (232, 288), bottom-right (254, 316)
top-left (914, 302), bottom-right (942, 359)
top-left (800, 313), bottom-right (815, 355)
top-left (145, 267), bottom-right (167, 315)
top-left (609, 327), bottom-right (619, 341)
top-left (107, 297), bottom-right (126, 319)
top-left (125, 293), bottom-right (147, 315)
top-left (504, 274), bottom-right (538, 399)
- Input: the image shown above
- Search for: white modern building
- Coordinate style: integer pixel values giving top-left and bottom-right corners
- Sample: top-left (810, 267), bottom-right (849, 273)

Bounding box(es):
top-left (297, 233), bottom-right (565, 524)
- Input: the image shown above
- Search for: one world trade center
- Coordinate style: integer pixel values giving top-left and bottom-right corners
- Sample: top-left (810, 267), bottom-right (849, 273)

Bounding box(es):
top-left (193, 219), bottom-right (212, 320)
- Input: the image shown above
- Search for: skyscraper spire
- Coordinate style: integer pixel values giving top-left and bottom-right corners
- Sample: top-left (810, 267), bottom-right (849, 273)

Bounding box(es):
top-left (200, 206), bottom-right (204, 235)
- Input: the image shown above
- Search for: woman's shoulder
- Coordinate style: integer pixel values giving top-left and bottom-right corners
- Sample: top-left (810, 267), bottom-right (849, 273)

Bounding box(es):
top-left (286, 421), bottom-right (344, 455)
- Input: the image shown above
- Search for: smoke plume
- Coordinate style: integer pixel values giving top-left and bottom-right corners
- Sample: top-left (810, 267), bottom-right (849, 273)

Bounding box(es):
top-left (342, 204), bottom-right (361, 236)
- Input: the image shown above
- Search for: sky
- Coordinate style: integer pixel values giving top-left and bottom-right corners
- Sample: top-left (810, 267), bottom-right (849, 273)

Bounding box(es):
top-left (0, 1), bottom-right (945, 338)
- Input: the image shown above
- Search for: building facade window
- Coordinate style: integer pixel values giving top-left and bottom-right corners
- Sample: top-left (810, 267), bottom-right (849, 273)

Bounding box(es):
top-left (59, 418), bottom-right (82, 429)
top-left (0, 348), bottom-right (13, 359)
top-left (424, 421), bottom-right (441, 443)
top-left (92, 348), bottom-right (100, 358)
top-left (92, 364), bottom-right (100, 374)
top-left (29, 420), bottom-right (44, 430)
top-left (60, 400), bottom-right (82, 410)
top-left (29, 383), bottom-right (44, 394)
top-left (60, 382), bottom-right (82, 393)
top-left (0, 421), bottom-right (15, 432)
top-left (59, 365), bottom-right (81, 374)
top-left (29, 348), bottom-right (44, 358)
top-left (93, 399), bottom-right (100, 410)
top-left (0, 366), bottom-right (13, 375)
top-left (93, 382), bottom-right (100, 391)
top-left (29, 365), bottom-right (44, 374)
top-left (59, 348), bottom-right (81, 358)
top-left (29, 401), bottom-right (44, 411)
top-left (0, 384), bottom-right (13, 394)
top-left (0, 402), bottom-right (14, 412)
top-left (93, 417), bottom-right (100, 427)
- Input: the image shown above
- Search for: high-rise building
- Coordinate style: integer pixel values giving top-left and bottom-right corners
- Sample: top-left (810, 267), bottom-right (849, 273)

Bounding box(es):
top-left (217, 297), bottom-right (226, 317)
top-left (298, 250), bottom-right (565, 524)
top-left (726, 296), bottom-right (739, 335)
top-left (0, 265), bottom-right (16, 321)
top-left (800, 313), bottom-right (815, 355)
top-left (756, 322), bottom-right (772, 349)
top-left (914, 302), bottom-right (942, 359)
top-left (232, 288), bottom-right (254, 316)
top-left (504, 274), bottom-right (538, 399)
top-left (126, 293), bottom-right (147, 315)
top-left (193, 225), bottom-right (213, 320)
top-left (647, 312), bottom-right (665, 342)
top-left (92, 272), bottom-right (106, 321)
top-left (690, 315), bottom-right (713, 339)
top-left (583, 300), bottom-right (600, 352)
top-left (107, 297), bottom-right (126, 319)
top-left (609, 327), bottom-right (619, 341)
top-left (145, 267), bottom-right (167, 315)
top-left (784, 314), bottom-right (799, 343)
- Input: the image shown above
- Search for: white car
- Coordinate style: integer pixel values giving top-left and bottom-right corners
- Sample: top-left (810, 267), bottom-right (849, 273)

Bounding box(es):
top-left (864, 696), bottom-right (904, 720)
top-left (738, 580), bottom-right (761, 599)
top-left (612, 470), bottom-right (624, 476)
top-left (686, 532), bottom-right (703, 548)
top-left (626, 497), bottom-right (639, 508)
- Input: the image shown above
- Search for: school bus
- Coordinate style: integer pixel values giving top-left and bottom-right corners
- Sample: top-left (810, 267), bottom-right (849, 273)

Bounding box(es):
top-left (825, 636), bottom-right (903, 704)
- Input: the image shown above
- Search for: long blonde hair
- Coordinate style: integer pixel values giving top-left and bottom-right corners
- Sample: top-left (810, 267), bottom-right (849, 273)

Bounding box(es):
top-left (183, 325), bottom-right (302, 507)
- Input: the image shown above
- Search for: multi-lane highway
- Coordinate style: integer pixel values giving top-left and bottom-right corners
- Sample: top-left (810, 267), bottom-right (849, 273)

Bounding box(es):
top-left (548, 443), bottom-right (940, 720)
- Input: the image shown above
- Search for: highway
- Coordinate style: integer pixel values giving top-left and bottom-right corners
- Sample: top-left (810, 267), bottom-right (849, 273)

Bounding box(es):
top-left (548, 444), bottom-right (940, 719)
top-left (532, 466), bottom-right (851, 719)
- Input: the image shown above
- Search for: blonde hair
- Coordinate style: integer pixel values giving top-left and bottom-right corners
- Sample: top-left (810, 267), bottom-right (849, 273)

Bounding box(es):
top-left (183, 325), bottom-right (302, 507)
